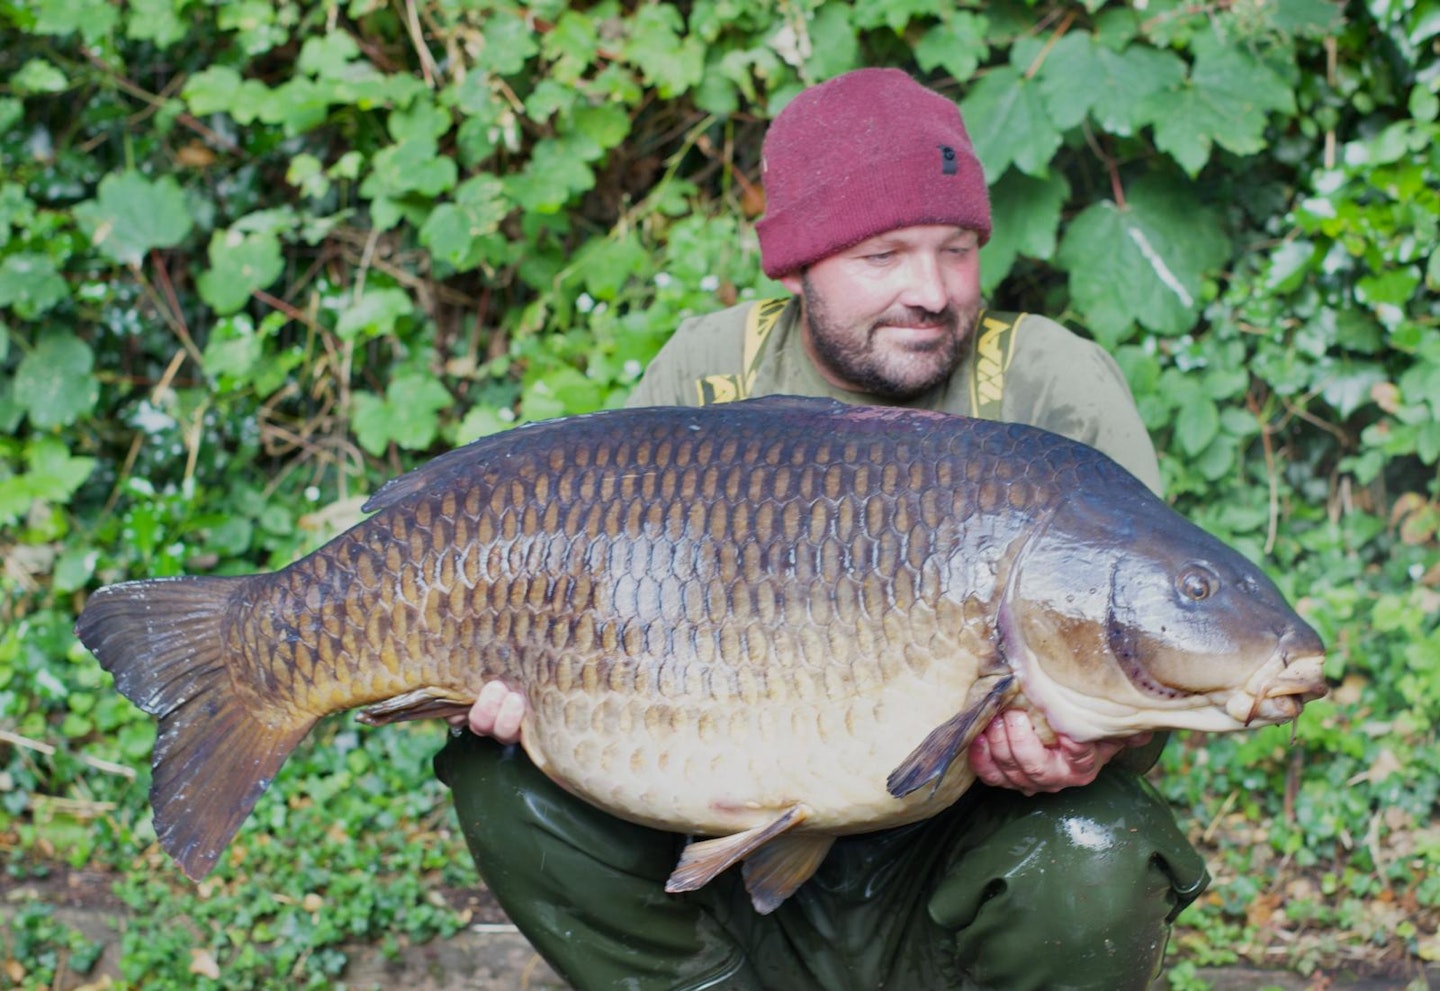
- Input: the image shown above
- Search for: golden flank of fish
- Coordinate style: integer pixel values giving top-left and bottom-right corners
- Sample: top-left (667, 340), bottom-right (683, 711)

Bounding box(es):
top-left (75, 397), bottom-right (1328, 913)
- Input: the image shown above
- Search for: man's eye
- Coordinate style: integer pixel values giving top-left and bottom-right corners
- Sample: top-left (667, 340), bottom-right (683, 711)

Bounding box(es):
top-left (864, 251), bottom-right (895, 263)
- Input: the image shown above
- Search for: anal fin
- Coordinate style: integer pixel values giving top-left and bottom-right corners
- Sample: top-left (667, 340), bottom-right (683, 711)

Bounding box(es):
top-left (741, 833), bottom-right (835, 914)
top-left (357, 687), bottom-right (474, 726)
top-left (887, 674), bottom-right (1020, 798)
top-left (665, 804), bottom-right (808, 897)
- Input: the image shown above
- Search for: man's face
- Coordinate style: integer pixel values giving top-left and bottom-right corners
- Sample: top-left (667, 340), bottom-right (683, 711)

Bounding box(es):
top-left (780, 225), bottom-right (983, 400)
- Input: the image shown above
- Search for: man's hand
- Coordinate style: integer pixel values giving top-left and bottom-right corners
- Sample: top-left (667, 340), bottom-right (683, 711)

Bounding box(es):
top-left (447, 681), bottom-right (526, 745)
top-left (969, 709), bottom-right (1152, 796)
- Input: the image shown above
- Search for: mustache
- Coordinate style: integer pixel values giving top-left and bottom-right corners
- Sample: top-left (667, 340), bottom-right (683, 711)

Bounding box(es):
top-left (873, 305), bottom-right (957, 328)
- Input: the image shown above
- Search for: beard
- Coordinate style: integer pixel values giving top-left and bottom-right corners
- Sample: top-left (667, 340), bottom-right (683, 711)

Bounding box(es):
top-left (800, 275), bottom-right (976, 401)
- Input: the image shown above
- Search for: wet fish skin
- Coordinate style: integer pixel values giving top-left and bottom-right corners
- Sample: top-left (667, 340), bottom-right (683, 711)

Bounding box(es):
top-left (74, 396), bottom-right (1327, 910)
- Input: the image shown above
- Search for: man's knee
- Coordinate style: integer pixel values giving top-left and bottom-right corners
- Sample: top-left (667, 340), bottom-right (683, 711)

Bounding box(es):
top-left (927, 769), bottom-right (1209, 991)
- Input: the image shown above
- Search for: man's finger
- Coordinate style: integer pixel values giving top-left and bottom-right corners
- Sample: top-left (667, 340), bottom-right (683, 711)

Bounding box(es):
top-left (492, 691), bottom-right (526, 745)
top-left (469, 681), bottom-right (510, 736)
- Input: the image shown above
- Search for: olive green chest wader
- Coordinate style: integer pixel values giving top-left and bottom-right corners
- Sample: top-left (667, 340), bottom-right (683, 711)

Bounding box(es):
top-left (434, 303), bottom-right (1210, 990)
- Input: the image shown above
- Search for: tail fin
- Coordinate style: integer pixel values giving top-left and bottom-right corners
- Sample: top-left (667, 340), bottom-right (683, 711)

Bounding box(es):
top-left (75, 576), bottom-right (316, 880)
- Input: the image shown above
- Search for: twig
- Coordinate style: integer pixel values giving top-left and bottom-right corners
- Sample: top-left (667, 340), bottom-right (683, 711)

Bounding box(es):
top-left (79, 48), bottom-right (241, 155)
top-left (146, 249), bottom-right (205, 367)
top-left (401, 0), bottom-right (439, 87)
top-left (1246, 391), bottom-right (1281, 555)
top-left (353, 226), bottom-right (382, 301)
top-left (254, 288), bottom-right (324, 333)
top-left (1080, 123), bottom-right (1128, 210)
top-left (0, 728), bottom-right (54, 755)
top-left (1284, 746), bottom-right (1302, 824)
top-left (0, 729), bottom-right (137, 780)
top-left (1024, 9), bottom-right (1077, 80)
top-left (151, 348), bottom-right (187, 402)
top-left (1201, 788), bottom-right (1239, 844)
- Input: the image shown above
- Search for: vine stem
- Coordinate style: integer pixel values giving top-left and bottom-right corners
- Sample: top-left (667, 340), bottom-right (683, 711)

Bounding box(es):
top-left (79, 47), bottom-right (240, 155)
top-left (1247, 390), bottom-right (1282, 555)
top-left (144, 248), bottom-right (204, 367)
top-left (1024, 9), bottom-right (1077, 80)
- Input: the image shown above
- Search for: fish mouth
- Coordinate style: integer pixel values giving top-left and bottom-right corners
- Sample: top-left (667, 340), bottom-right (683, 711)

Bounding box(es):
top-left (1227, 650), bottom-right (1328, 726)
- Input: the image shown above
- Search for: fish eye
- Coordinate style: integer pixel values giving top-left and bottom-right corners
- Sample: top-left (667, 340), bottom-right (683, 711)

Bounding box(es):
top-left (1177, 565), bottom-right (1218, 602)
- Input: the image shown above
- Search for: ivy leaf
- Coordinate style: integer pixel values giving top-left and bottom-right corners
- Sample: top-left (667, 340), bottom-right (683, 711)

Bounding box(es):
top-left (1038, 34), bottom-right (1186, 135)
top-left (0, 99), bottom-right (20, 136)
top-left (800, 5), bottom-right (860, 81)
top-left (525, 80), bottom-right (576, 123)
top-left (542, 10), bottom-right (599, 83)
top-left (361, 138), bottom-right (457, 199)
top-left (335, 287), bottom-right (414, 341)
top-left (1143, 32), bottom-right (1296, 176)
top-left (470, 9), bottom-right (539, 76)
top-left (202, 315), bottom-right (264, 392)
top-left (1171, 381), bottom-right (1221, 457)
top-left (573, 233), bottom-right (650, 301)
top-left (196, 228), bottom-right (284, 314)
top-left (981, 169), bottom-right (1069, 295)
top-left (13, 332), bottom-right (99, 428)
top-left (127, 0), bottom-right (189, 48)
top-left (0, 184), bottom-right (33, 242)
top-left (851, 0), bottom-right (945, 32)
top-left (521, 367), bottom-right (605, 420)
top-left (73, 171), bottom-right (193, 266)
top-left (258, 78), bottom-right (334, 136)
top-left (960, 64), bottom-right (1062, 179)
top-left (351, 373), bottom-right (452, 455)
top-left (623, 3), bottom-right (705, 98)
top-left (13, 59), bottom-right (69, 95)
top-left (455, 405), bottom-right (512, 445)
top-left (572, 103), bottom-right (631, 154)
top-left (503, 137), bottom-right (596, 214)
top-left (297, 31), bottom-right (361, 77)
top-left (1056, 175), bottom-right (1229, 346)
top-left (32, 0), bottom-right (118, 44)
top-left (388, 98), bottom-right (451, 145)
top-left (1269, 0), bottom-right (1345, 36)
top-left (0, 254), bottom-right (70, 319)
top-left (183, 65), bottom-right (245, 116)
top-left (914, 12), bottom-right (990, 82)
top-left (52, 546), bottom-right (99, 594)
top-left (0, 438), bottom-right (97, 525)
top-left (420, 175), bottom-right (509, 271)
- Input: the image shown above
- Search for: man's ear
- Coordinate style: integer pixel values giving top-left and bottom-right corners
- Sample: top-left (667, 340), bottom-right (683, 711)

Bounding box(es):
top-left (778, 272), bottom-right (803, 295)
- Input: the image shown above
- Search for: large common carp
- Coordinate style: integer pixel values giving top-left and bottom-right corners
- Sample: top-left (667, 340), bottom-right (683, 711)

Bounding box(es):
top-left (76, 396), bottom-right (1326, 913)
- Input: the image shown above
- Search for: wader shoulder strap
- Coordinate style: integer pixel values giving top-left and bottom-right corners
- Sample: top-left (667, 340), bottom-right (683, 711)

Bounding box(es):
top-left (694, 297), bottom-right (788, 406)
top-left (969, 312), bottom-right (1026, 420)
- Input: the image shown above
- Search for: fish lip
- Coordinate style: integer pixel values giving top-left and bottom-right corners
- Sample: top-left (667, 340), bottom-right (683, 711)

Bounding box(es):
top-left (1238, 650), bottom-right (1328, 725)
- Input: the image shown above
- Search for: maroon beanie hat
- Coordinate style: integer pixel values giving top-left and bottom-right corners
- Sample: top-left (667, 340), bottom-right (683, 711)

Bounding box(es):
top-left (755, 68), bottom-right (991, 278)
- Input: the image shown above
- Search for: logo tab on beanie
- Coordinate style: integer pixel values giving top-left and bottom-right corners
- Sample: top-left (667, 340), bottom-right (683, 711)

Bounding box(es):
top-left (940, 145), bottom-right (958, 175)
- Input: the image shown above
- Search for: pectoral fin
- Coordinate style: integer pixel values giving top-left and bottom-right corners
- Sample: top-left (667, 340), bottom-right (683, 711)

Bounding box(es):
top-left (357, 687), bottom-right (474, 726)
top-left (887, 674), bottom-right (1020, 798)
top-left (666, 805), bottom-right (808, 896)
top-left (741, 833), bottom-right (835, 914)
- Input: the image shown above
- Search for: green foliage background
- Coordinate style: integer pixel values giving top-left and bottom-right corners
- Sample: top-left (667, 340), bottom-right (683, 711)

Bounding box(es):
top-left (2, 0), bottom-right (1438, 986)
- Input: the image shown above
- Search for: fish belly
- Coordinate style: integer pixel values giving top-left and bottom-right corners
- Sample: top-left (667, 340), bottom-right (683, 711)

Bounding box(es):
top-left (522, 654), bottom-right (985, 837)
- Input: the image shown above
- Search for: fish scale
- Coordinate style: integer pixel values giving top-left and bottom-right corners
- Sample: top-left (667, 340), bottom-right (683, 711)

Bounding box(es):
top-left (75, 395), bottom-right (1326, 912)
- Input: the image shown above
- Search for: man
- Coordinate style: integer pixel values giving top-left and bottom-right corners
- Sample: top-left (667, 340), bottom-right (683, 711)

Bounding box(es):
top-left (435, 68), bottom-right (1209, 990)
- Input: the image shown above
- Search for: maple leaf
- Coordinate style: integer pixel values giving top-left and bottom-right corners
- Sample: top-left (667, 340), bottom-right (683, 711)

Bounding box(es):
top-left (1142, 31), bottom-right (1297, 176)
top-left (1055, 174), bottom-right (1229, 345)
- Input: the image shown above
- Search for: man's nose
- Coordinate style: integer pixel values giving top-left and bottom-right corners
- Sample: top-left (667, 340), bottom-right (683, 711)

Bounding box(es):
top-left (898, 255), bottom-right (949, 313)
